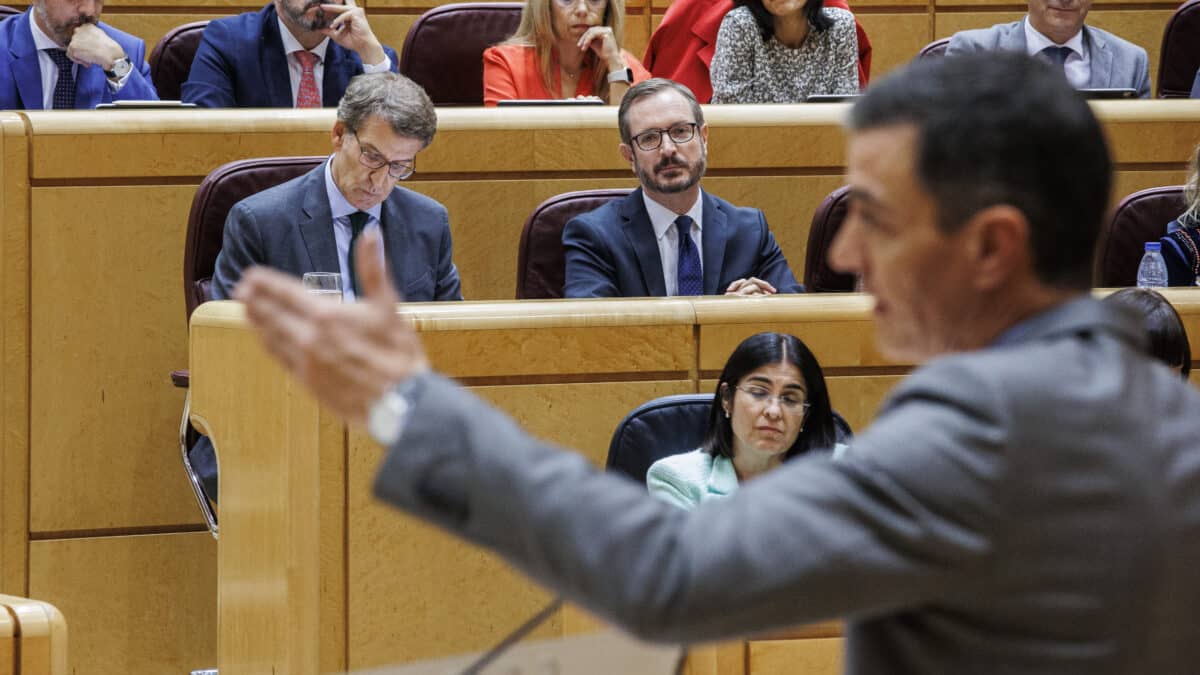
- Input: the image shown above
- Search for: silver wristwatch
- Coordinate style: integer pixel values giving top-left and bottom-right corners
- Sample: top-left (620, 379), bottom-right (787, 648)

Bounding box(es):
top-left (607, 67), bottom-right (633, 84)
top-left (367, 378), bottom-right (421, 446)
top-left (105, 55), bottom-right (132, 80)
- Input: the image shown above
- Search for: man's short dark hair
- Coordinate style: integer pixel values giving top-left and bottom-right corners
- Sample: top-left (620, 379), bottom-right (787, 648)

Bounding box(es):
top-left (848, 52), bottom-right (1111, 290)
top-left (617, 79), bottom-right (705, 147)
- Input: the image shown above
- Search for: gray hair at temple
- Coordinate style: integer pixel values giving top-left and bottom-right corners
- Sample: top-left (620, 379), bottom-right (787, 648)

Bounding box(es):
top-left (617, 78), bottom-right (706, 147)
top-left (337, 73), bottom-right (437, 148)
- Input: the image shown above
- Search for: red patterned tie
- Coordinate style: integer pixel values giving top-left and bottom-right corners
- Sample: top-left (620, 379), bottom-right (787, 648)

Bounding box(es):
top-left (294, 50), bottom-right (321, 108)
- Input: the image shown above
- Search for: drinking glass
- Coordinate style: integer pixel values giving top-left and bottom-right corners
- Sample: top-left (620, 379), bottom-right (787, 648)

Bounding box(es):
top-left (302, 272), bottom-right (342, 300)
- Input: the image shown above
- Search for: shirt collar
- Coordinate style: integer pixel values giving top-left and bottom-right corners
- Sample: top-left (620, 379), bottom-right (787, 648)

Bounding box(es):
top-left (30, 14), bottom-right (63, 50)
top-left (323, 157), bottom-right (383, 222)
top-left (1023, 16), bottom-right (1085, 57)
top-left (277, 15), bottom-right (330, 61)
top-left (643, 190), bottom-right (705, 242)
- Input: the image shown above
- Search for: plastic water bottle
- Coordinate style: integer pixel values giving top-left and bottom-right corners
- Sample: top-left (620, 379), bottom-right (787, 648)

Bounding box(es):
top-left (1136, 242), bottom-right (1168, 288)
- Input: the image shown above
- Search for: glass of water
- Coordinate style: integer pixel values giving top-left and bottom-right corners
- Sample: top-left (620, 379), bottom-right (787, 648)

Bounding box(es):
top-left (302, 272), bottom-right (342, 300)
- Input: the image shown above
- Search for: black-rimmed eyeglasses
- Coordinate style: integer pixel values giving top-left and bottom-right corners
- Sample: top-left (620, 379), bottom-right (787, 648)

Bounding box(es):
top-left (350, 131), bottom-right (415, 181)
top-left (630, 122), bottom-right (698, 152)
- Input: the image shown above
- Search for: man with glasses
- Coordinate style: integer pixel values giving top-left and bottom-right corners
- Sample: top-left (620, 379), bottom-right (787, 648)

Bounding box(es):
top-left (562, 78), bottom-right (802, 297)
top-left (212, 72), bottom-right (462, 303)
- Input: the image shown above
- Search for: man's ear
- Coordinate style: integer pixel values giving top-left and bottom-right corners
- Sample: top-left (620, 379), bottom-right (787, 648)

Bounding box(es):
top-left (619, 143), bottom-right (634, 165)
top-left (332, 121), bottom-right (347, 149)
top-left (963, 204), bottom-right (1031, 291)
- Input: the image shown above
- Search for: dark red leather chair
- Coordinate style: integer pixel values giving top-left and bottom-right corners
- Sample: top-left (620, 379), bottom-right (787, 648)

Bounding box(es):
top-left (515, 188), bottom-right (633, 299)
top-left (1157, 0), bottom-right (1200, 98)
top-left (917, 37), bottom-right (951, 60)
top-left (175, 156), bottom-right (325, 535)
top-left (399, 2), bottom-right (523, 106)
top-left (804, 186), bottom-right (856, 293)
top-left (1095, 186), bottom-right (1187, 287)
top-left (149, 20), bottom-right (209, 101)
top-left (0, 5), bottom-right (21, 17)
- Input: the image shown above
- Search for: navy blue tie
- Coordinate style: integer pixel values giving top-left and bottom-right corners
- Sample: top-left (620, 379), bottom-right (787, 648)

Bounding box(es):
top-left (675, 215), bottom-right (702, 296)
top-left (1041, 46), bottom-right (1072, 71)
top-left (45, 49), bottom-right (75, 109)
top-left (347, 211), bottom-right (369, 296)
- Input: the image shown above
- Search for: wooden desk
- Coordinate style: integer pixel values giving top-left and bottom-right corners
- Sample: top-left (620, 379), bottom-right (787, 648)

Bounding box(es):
top-left (0, 595), bottom-right (66, 675)
top-left (1, 104), bottom-right (1197, 675)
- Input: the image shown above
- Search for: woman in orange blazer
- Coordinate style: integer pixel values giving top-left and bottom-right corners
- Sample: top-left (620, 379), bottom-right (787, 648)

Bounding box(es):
top-left (483, 0), bottom-right (651, 105)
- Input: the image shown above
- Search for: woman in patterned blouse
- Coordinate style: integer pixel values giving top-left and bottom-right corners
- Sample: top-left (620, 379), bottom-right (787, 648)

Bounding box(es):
top-left (1158, 143), bottom-right (1200, 286)
top-left (710, 0), bottom-right (858, 103)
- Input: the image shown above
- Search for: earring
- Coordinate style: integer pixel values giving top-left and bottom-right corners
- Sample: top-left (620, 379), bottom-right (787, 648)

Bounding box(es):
top-left (724, 409), bottom-right (730, 418)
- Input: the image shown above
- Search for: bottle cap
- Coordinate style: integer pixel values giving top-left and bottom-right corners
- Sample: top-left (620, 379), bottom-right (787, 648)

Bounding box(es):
top-left (1145, 242), bottom-right (1162, 252)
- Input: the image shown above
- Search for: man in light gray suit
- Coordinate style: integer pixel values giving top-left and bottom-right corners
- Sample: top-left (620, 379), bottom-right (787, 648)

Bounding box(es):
top-left (211, 71), bottom-right (462, 303)
top-left (236, 53), bottom-right (1200, 674)
top-left (945, 0), bottom-right (1150, 98)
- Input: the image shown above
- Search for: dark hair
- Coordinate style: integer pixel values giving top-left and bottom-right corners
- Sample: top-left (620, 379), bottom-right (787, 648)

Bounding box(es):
top-left (734, 0), bottom-right (832, 41)
top-left (701, 332), bottom-right (837, 462)
top-left (1104, 288), bottom-right (1192, 377)
top-left (848, 52), bottom-right (1111, 290)
top-left (617, 78), bottom-right (705, 146)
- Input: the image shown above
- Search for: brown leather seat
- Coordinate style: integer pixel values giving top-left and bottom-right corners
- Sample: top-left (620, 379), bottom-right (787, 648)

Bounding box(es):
top-left (399, 2), bottom-right (523, 106)
top-left (1095, 186), bottom-right (1186, 287)
top-left (804, 186), bottom-right (856, 293)
top-left (515, 188), bottom-right (633, 299)
top-left (917, 37), bottom-right (951, 60)
top-left (149, 20), bottom-right (209, 101)
top-left (1157, 0), bottom-right (1200, 98)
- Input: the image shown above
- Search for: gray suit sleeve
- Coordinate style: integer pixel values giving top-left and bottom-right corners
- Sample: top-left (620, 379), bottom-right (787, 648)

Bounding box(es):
top-left (374, 364), bottom-right (1004, 642)
top-left (211, 201), bottom-right (263, 300)
top-left (1133, 48), bottom-right (1151, 99)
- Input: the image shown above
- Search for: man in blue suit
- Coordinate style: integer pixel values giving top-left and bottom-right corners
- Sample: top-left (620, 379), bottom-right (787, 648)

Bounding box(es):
top-left (563, 79), bottom-right (802, 298)
top-left (945, 0), bottom-right (1150, 98)
top-left (0, 0), bottom-right (157, 109)
top-left (182, 0), bottom-right (398, 108)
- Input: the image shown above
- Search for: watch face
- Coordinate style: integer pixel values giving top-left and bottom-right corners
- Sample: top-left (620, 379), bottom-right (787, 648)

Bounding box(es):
top-left (112, 58), bottom-right (132, 78)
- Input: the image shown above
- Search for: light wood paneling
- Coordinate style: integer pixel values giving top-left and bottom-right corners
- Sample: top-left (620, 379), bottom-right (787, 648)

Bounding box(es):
top-left (0, 113), bottom-right (30, 597)
top-left (27, 533), bottom-right (216, 675)
top-left (748, 638), bottom-right (843, 674)
top-left (0, 595), bottom-right (68, 675)
top-left (29, 185), bottom-right (198, 533)
top-left (856, 12), bottom-right (934, 78)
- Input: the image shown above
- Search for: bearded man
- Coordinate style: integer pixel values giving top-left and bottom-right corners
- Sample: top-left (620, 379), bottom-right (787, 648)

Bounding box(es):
top-left (562, 79), bottom-right (803, 297)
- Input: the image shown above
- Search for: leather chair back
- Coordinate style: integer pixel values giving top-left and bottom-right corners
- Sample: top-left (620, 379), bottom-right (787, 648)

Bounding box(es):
top-left (399, 2), bottom-right (523, 106)
top-left (1157, 0), bottom-right (1200, 98)
top-left (1095, 185), bottom-right (1186, 287)
top-left (0, 5), bottom-right (20, 17)
top-left (917, 37), bottom-right (951, 59)
top-left (804, 186), bottom-right (856, 292)
top-left (607, 393), bottom-right (853, 484)
top-left (516, 188), bottom-right (633, 299)
top-left (149, 20), bottom-right (209, 101)
top-left (184, 157), bottom-right (324, 321)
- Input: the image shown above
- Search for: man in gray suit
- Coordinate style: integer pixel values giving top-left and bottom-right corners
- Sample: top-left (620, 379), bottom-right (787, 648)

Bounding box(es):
top-left (946, 0), bottom-right (1150, 98)
top-left (236, 53), bottom-right (1200, 673)
top-left (211, 71), bottom-right (462, 303)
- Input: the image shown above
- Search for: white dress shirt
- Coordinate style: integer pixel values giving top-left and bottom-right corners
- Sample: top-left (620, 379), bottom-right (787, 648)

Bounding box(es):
top-left (29, 16), bottom-right (129, 109)
top-left (276, 16), bottom-right (391, 107)
top-left (1023, 18), bottom-right (1089, 89)
top-left (324, 158), bottom-right (385, 302)
top-left (642, 191), bottom-right (705, 297)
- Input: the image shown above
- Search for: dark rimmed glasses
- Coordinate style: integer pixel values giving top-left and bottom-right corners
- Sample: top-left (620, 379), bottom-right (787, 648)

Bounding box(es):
top-left (349, 131), bottom-right (415, 181)
top-left (630, 122), bottom-right (698, 152)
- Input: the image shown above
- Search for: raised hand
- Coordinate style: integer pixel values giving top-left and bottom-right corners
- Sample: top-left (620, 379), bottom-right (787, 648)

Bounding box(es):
top-left (67, 23), bottom-right (125, 71)
top-left (319, 0), bottom-right (387, 66)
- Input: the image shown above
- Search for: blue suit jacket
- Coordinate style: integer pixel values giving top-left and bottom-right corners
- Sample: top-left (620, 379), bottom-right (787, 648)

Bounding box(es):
top-left (181, 4), bottom-right (398, 108)
top-left (945, 19), bottom-right (1151, 99)
top-left (562, 188), bottom-right (802, 297)
top-left (210, 161), bottom-right (462, 301)
top-left (0, 11), bottom-right (157, 109)
top-left (1191, 67), bottom-right (1199, 98)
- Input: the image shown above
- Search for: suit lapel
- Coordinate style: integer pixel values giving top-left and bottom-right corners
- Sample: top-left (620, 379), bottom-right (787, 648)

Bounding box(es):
top-left (379, 189), bottom-right (409, 292)
top-left (1001, 20), bottom-right (1028, 52)
top-left (620, 189), bottom-right (667, 297)
top-left (296, 166), bottom-right (341, 273)
top-left (321, 43), bottom-right (351, 107)
top-left (700, 191), bottom-right (729, 295)
top-left (1084, 27), bottom-right (1113, 88)
top-left (11, 13), bottom-right (45, 109)
top-left (260, 8), bottom-right (294, 108)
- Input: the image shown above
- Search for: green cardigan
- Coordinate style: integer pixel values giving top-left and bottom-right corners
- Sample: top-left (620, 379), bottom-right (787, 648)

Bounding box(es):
top-left (646, 445), bottom-right (847, 509)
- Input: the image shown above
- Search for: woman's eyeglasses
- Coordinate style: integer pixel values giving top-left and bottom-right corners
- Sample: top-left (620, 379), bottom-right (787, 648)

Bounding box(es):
top-left (735, 385), bottom-right (809, 414)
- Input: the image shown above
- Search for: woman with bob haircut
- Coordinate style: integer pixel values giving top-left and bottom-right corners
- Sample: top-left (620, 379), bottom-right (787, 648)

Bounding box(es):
top-left (647, 332), bottom-right (846, 509)
top-left (1104, 288), bottom-right (1192, 378)
top-left (709, 0), bottom-right (858, 103)
top-left (482, 0), bottom-right (651, 105)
